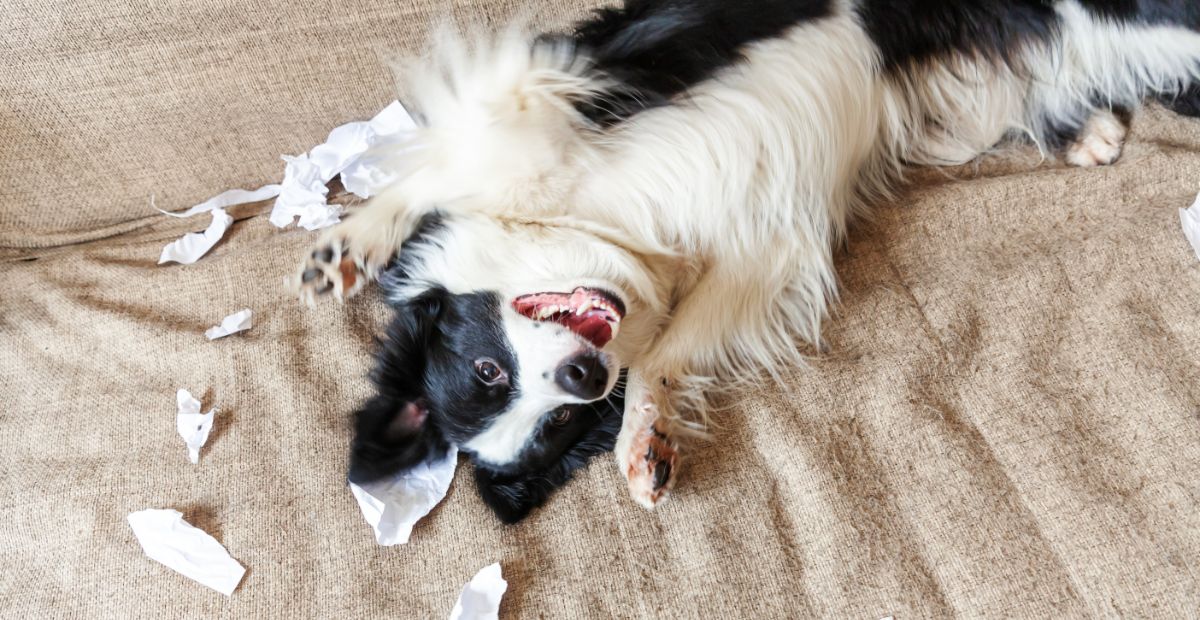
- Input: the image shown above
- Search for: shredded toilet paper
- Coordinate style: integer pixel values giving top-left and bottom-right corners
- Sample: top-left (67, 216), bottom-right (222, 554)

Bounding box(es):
top-left (349, 446), bottom-right (458, 545)
top-left (159, 185), bottom-right (283, 219)
top-left (175, 389), bottom-right (214, 464)
top-left (155, 100), bottom-right (414, 265)
top-left (1181, 191), bottom-right (1200, 262)
top-left (205, 309), bottom-right (253, 340)
top-left (269, 101), bottom-right (416, 230)
top-left (448, 563), bottom-right (508, 620)
top-left (128, 509), bottom-right (246, 596)
top-left (338, 100), bottom-right (417, 199)
top-left (158, 208), bottom-right (233, 265)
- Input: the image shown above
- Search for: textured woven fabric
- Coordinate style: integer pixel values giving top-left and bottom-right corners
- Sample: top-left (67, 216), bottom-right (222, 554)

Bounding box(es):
top-left (3, 1), bottom-right (1200, 617)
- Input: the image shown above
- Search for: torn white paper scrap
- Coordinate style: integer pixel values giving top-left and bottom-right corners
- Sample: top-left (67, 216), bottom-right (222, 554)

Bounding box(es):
top-left (309, 122), bottom-right (375, 180)
top-left (269, 101), bottom-right (416, 229)
top-left (309, 100), bottom-right (415, 182)
top-left (340, 101), bottom-right (418, 199)
top-left (349, 446), bottom-right (457, 545)
top-left (158, 208), bottom-right (233, 265)
top-left (175, 389), bottom-right (215, 464)
top-left (268, 154), bottom-right (338, 230)
top-left (127, 509), bottom-right (246, 596)
top-left (159, 184), bottom-right (282, 219)
top-left (448, 563), bottom-right (507, 620)
top-left (1181, 191), bottom-right (1200, 262)
top-left (339, 159), bottom-right (398, 200)
top-left (369, 100), bottom-right (417, 135)
top-left (205, 309), bottom-right (253, 340)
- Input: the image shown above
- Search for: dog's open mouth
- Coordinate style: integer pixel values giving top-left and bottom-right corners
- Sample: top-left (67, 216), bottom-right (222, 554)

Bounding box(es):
top-left (512, 287), bottom-right (626, 348)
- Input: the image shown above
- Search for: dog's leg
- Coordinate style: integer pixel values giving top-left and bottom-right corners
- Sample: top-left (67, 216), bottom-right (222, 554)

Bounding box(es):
top-left (616, 260), bottom-right (822, 508)
top-left (289, 196), bottom-right (427, 305)
top-left (1063, 108), bottom-right (1131, 168)
top-left (615, 370), bottom-right (679, 509)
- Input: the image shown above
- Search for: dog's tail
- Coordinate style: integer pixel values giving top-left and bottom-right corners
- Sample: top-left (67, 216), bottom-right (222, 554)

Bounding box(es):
top-left (378, 26), bottom-right (608, 218)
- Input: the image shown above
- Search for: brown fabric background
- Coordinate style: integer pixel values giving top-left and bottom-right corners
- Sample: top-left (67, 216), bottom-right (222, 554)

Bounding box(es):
top-left (3, 1), bottom-right (1200, 617)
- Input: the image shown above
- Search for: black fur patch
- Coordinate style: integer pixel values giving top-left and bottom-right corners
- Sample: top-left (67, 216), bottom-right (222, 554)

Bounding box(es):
top-left (379, 211), bottom-right (445, 296)
top-left (1082, 0), bottom-right (1200, 29)
top-left (474, 384), bottom-right (624, 524)
top-left (856, 1), bottom-right (1060, 71)
top-left (570, 0), bottom-right (833, 124)
top-left (1162, 83), bottom-right (1200, 117)
top-left (858, 0), bottom-right (1200, 72)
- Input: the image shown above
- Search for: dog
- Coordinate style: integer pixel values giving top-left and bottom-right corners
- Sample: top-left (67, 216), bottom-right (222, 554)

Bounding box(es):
top-left (291, 0), bottom-right (1200, 522)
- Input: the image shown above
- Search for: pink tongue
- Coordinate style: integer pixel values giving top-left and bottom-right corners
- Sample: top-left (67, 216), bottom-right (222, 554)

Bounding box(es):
top-left (563, 312), bottom-right (613, 348)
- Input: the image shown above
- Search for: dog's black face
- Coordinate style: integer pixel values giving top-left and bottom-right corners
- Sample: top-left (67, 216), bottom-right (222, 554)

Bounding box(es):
top-left (347, 286), bottom-right (623, 524)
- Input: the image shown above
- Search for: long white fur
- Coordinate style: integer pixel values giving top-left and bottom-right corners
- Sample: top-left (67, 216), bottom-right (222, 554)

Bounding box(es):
top-left (324, 0), bottom-right (1200, 499)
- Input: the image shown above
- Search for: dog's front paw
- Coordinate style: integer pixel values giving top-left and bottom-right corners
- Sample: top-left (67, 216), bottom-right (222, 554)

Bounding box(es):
top-left (618, 393), bottom-right (678, 510)
top-left (625, 420), bottom-right (678, 509)
top-left (289, 222), bottom-right (395, 305)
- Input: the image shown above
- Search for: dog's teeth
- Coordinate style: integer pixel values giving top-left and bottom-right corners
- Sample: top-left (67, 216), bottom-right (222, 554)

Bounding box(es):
top-left (576, 300), bottom-right (591, 315)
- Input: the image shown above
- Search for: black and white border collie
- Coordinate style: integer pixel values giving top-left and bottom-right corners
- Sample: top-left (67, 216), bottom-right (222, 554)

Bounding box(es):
top-left (292, 0), bottom-right (1200, 522)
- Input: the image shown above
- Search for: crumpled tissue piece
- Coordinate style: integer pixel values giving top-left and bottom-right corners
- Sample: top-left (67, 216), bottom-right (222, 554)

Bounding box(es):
top-left (340, 100), bottom-right (417, 199)
top-left (268, 154), bottom-right (340, 230)
top-left (1181, 191), bottom-right (1200, 262)
top-left (159, 184), bottom-right (283, 219)
top-left (349, 446), bottom-right (457, 545)
top-left (205, 309), bottom-right (253, 340)
top-left (448, 563), bottom-right (508, 620)
top-left (269, 101), bottom-right (416, 230)
top-left (175, 389), bottom-right (215, 464)
top-left (158, 208), bottom-right (233, 265)
top-left (127, 509), bottom-right (246, 596)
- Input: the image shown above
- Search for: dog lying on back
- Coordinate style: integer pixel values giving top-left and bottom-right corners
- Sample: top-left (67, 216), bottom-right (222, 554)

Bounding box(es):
top-left (292, 0), bottom-right (1200, 522)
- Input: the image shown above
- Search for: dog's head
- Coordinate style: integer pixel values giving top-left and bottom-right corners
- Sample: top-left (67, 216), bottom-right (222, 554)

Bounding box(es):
top-left (347, 213), bottom-right (670, 522)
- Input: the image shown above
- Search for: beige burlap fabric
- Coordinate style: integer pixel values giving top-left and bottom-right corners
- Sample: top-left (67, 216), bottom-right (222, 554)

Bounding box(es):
top-left (3, 1), bottom-right (1200, 617)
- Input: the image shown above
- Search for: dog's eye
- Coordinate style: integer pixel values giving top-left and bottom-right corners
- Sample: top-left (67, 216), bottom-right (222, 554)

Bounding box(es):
top-left (474, 359), bottom-right (506, 384)
top-left (550, 409), bottom-right (572, 426)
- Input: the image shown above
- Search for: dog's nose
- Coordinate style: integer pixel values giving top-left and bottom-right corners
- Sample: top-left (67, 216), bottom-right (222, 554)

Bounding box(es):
top-left (554, 352), bottom-right (609, 400)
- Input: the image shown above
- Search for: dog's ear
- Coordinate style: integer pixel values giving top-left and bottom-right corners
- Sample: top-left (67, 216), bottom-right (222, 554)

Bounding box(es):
top-left (473, 398), bottom-right (623, 524)
top-left (348, 396), bottom-right (448, 483)
top-left (347, 288), bottom-right (450, 484)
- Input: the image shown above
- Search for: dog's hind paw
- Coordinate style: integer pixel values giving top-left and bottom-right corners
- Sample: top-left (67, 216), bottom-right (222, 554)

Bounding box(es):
top-left (288, 220), bottom-right (395, 305)
top-left (1065, 109), bottom-right (1128, 168)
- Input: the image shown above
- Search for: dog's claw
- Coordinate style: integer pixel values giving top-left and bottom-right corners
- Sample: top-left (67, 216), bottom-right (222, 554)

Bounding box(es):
top-left (653, 459), bottom-right (672, 490)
